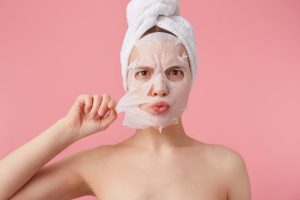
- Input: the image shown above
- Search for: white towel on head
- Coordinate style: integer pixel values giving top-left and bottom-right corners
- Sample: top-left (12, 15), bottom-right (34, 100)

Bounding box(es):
top-left (120, 0), bottom-right (198, 91)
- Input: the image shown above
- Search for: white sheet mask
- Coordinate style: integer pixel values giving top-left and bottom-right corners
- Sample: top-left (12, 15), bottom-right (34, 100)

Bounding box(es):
top-left (116, 32), bottom-right (192, 133)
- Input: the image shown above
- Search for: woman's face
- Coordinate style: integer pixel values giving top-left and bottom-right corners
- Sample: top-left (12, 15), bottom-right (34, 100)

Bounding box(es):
top-left (126, 32), bottom-right (192, 116)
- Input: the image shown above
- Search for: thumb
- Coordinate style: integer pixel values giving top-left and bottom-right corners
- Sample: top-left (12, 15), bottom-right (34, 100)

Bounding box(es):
top-left (100, 108), bottom-right (117, 129)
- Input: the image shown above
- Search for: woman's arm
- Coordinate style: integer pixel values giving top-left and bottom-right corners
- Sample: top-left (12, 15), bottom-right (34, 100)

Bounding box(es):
top-left (0, 118), bottom-right (77, 200)
top-left (8, 147), bottom-right (94, 200)
top-left (0, 94), bottom-right (117, 200)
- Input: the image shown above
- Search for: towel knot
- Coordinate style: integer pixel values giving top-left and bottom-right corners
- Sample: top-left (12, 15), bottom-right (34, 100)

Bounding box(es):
top-left (120, 0), bottom-right (198, 91)
top-left (127, 0), bottom-right (180, 28)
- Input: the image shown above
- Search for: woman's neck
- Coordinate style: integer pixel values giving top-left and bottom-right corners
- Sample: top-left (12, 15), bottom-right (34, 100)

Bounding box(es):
top-left (125, 117), bottom-right (194, 152)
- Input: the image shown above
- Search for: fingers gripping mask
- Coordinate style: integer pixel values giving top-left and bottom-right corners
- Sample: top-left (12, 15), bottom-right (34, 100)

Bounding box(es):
top-left (116, 32), bottom-right (192, 133)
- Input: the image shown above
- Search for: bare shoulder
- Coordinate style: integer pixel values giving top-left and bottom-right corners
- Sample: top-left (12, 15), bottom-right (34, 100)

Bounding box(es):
top-left (71, 143), bottom-right (128, 176)
top-left (205, 143), bottom-right (247, 167)
top-left (69, 144), bottom-right (116, 169)
top-left (190, 140), bottom-right (248, 172)
top-left (199, 143), bottom-right (251, 199)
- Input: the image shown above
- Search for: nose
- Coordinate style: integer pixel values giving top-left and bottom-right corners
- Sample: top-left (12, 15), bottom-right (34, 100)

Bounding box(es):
top-left (149, 82), bottom-right (169, 97)
top-left (153, 88), bottom-right (168, 96)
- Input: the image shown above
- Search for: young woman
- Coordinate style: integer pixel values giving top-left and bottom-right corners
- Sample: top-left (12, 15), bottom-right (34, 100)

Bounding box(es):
top-left (0, 1), bottom-right (251, 200)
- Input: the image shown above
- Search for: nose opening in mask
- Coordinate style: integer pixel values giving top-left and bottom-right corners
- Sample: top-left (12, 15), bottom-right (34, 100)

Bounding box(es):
top-left (149, 85), bottom-right (169, 97)
top-left (148, 72), bottom-right (169, 97)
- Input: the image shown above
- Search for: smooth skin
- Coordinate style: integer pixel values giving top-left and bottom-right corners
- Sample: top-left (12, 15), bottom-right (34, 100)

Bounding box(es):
top-left (0, 95), bottom-right (251, 200)
top-left (0, 46), bottom-right (251, 200)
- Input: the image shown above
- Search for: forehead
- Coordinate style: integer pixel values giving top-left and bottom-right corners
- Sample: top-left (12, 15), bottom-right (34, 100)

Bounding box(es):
top-left (128, 33), bottom-right (189, 65)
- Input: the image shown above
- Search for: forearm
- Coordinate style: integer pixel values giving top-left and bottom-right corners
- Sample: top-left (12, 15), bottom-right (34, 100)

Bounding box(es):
top-left (0, 117), bottom-right (77, 199)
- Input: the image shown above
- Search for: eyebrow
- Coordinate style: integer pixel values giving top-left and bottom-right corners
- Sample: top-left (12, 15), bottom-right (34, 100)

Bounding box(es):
top-left (171, 66), bottom-right (182, 69)
top-left (166, 65), bottom-right (185, 70)
top-left (135, 65), bottom-right (186, 71)
top-left (135, 66), bottom-right (154, 70)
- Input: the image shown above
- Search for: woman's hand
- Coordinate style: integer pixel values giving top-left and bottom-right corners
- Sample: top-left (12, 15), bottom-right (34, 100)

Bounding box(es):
top-left (62, 94), bottom-right (117, 141)
top-left (0, 94), bottom-right (117, 200)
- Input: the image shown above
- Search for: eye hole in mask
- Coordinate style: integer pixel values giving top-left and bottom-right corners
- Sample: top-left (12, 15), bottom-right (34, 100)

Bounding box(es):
top-left (134, 66), bottom-right (185, 82)
top-left (165, 66), bottom-right (184, 82)
top-left (134, 66), bottom-right (153, 81)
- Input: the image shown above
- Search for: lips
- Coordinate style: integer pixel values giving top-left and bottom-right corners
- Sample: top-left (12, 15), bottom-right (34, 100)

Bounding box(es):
top-left (150, 101), bottom-right (170, 114)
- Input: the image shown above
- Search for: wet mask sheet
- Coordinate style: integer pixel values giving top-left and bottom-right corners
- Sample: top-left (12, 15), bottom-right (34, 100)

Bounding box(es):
top-left (116, 32), bottom-right (192, 133)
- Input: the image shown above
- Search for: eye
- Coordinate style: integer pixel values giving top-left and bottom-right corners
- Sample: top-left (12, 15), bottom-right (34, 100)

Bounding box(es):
top-left (137, 71), bottom-right (148, 76)
top-left (135, 68), bottom-right (152, 81)
top-left (170, 70), bottom-right (181, 75)
top-left (165, 67), bottom-right (184, 81)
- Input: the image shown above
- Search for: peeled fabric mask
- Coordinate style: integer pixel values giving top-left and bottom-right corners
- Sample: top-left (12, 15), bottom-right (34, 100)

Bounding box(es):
top-left (116, 32), bottom-right (192, 133)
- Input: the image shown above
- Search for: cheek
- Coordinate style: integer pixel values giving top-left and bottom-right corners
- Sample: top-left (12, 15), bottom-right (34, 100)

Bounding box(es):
top-left (168, 81), bottom-right (191, 99)
top-left (127, 73), bottom-right (151, 97)
top-left (171, 73), bottom-right (192, 94)
top-left (126, 71), bottom-right (138, 89)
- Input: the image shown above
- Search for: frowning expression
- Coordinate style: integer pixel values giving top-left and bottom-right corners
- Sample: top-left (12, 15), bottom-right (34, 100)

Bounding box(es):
top-left (126, 32), bottom-right (192, 115)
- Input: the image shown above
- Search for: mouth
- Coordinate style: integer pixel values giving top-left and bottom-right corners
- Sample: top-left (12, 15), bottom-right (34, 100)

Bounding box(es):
top-left (150, 101), bottom-right (170, 114)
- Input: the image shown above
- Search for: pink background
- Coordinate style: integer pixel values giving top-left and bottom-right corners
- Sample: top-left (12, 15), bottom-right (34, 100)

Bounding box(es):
top-left (1, 0), bottom-right (299, 199)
